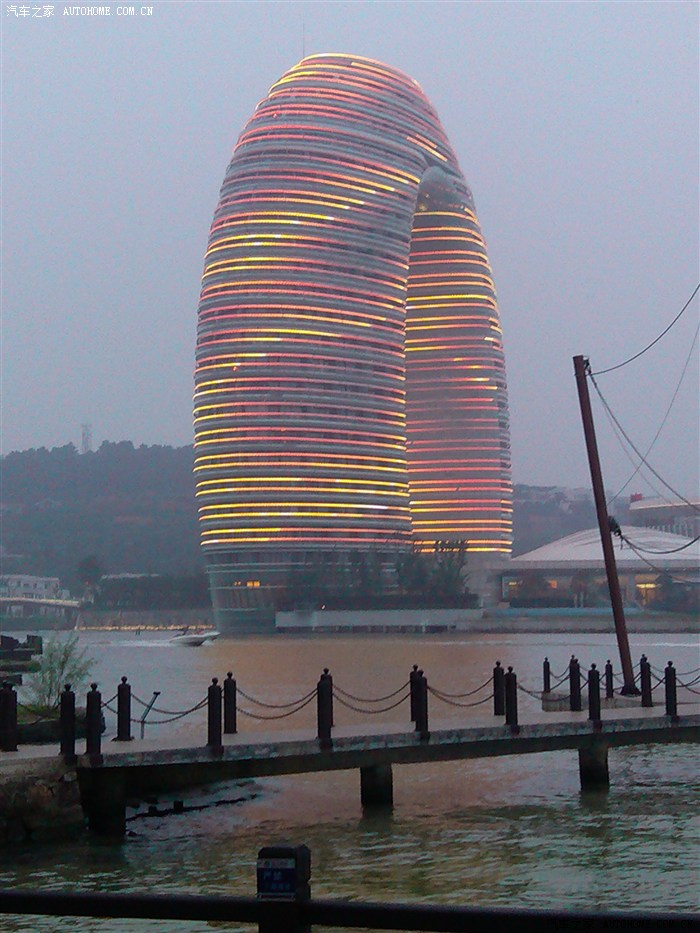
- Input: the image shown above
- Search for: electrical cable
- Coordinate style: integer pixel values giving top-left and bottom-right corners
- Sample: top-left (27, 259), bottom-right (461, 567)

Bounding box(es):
top-left (589, 372), bottom-right (700, 514)
top-left (606, 321), bottom-right (700, 507)
top-left (620, 532), bottom-right (699, 555)
top-left (591, 283), bottom-right (700, 375)
top-left (619, 536), bottom-right (700, 585)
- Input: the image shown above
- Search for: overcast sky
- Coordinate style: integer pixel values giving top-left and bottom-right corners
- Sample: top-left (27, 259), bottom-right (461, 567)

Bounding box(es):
top-left (2, 0), bottom-right (698, 502)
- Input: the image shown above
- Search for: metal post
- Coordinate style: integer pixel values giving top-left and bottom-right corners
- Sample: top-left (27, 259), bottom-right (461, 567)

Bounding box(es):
top-left (543, 657), bottom-right (551, 694)
top-left (317, 673), bottom-right (333, 750)
top-left (224, 672), bottom-right (237, 735)
top-left (493, 660), bottom-right (505, 716)
top-left (409, 664), bottom-right (420, 723)
top-left (321, 668), bottom-right (334, 727)
top-left (0, 684), bottom-right (8, 752)
top-left (664, 662), bottom-right (678, 721)
top-left (85, 683), bottom-right (102, 759)
top-left (640, 655), bottom-right (653, 708)
top-left (573, 354), bottom-right (638, 695)
top-left (604, 659), bottom-right (614, 699)
top-left (569, 656), bottom-right (582, 712)
top-left (414, 671), bottom-right (429, 740)
top-left (588, 664), bottom-right (601, 724)
top-left (0, 683), bottom-right (18, 752)
top-left (60, 683), bottom-right (76, 763)
top-left (504, 667), bottom-right (519, 733)
top-left (207, 678), bottom-right (222, 751)
top-left (115, 676), bottom-right (132, 741)
top-left (140, 691), bottom-right (160, 740)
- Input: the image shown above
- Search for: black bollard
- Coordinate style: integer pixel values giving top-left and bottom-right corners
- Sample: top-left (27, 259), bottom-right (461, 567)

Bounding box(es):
top-left (409, 664), bottom-right (420, 723)
top-left (223, 672), bottom-right (237, 735)
top-left (664, 662), bottom-right (678, 721)
top-left (207, 677), bottom-right (223, 751)
top-left (0, 684), bottom-right (8, 752)
top-left (640, 655), bottom-right (653, 708)
top-left (321, 668), bottom-right (334, 727)
top-left (588, 664), bottom-right (601, 724)
top-left (543, 657), bottom-right (551, 694)
top-left (569, 656), bottom-right (582, 712)
top-left (60, 683), bottom-right (76, 762)
top-left (115, 676), bottom-right (133, 742)
top-left (493, 660), bottom-right (505, 716)
top-left (317, 672), bottom-right (333, 750)
top-left (504, 667), bottom-right (519, 733)
top-left (85, 683), bottom-right (102, 759)
top-left (604, 659), bottom-right (614, 700)
top-left (414, 670), bottom-right (429, 741)
top-left (0, 683), bottom-right (18, 752)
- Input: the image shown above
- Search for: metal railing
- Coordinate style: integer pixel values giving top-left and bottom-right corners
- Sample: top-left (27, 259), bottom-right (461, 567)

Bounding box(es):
top-left (0, 887), bottom-right (696, 931)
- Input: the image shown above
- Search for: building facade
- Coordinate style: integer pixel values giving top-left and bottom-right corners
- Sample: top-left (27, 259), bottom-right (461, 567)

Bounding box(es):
top-left (194, 54), bottom-right (512, 629)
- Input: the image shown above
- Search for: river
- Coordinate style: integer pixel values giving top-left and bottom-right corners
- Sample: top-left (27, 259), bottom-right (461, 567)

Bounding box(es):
top-left (0, 628), bottom-right (698, 931)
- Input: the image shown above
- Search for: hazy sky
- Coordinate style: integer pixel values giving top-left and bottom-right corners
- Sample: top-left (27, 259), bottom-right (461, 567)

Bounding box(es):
top-left (2, 0), bottom-right (698, 502)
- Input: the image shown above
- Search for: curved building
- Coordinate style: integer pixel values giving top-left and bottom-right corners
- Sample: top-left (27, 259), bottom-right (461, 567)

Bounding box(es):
top-left (194, 53), bottom-right (512, 628)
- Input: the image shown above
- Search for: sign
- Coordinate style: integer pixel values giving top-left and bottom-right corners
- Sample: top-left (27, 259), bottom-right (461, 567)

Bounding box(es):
top-left (256, 845), bottom-right (311, 902)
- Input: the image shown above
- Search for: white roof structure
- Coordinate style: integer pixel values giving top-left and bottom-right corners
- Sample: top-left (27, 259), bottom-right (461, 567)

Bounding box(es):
top-left (510, 526), bottom-right (700, 573)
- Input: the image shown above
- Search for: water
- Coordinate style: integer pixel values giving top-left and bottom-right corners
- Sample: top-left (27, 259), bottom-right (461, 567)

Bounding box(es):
top-left (1, 629), bottom-right (698, 930)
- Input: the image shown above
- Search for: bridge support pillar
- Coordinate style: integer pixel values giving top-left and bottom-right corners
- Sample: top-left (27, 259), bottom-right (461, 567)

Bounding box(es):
top-left (81, 768), bottom-right (127, 837)
top-left (578, 741), bottom-right (609, 791)
top-left (360, 764), bottom-right (393, 808)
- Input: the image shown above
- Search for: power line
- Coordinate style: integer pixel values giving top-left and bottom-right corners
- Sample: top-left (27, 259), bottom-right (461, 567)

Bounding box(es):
top-left (589, 372), bottom-right (700, 514)
top-left (621, 532), bottom-right (700, 555)
top-left (606, 321), bottom-right (700, 507)
top-left (591, 282), bottom-right (700, 376)
top-left (620, 536), bottom-right (700, 585)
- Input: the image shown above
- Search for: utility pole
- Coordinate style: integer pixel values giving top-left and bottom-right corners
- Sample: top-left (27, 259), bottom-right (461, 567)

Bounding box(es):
top-left (573, 355), bottom-right (639, 695)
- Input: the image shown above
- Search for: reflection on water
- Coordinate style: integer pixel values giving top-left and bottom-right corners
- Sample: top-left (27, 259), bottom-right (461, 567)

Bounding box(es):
top-left (0, 630), bottom-right (698, 931)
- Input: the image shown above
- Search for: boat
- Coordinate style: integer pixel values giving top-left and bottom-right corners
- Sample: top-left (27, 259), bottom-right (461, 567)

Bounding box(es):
top-left (170, 627), bottom-right (220, 647)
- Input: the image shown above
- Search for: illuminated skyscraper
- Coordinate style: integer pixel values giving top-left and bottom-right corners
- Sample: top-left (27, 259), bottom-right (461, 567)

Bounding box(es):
top-left (194, 54), bottom-right (512, 629)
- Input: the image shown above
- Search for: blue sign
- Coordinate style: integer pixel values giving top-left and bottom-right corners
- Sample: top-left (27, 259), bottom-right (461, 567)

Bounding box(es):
top-left (257, 857), bottom-right (298, 900)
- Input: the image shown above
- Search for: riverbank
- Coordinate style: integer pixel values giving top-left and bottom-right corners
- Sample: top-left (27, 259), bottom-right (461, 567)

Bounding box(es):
top-left (0, 758), bottom-right (84, 844)
top-left (3, 606), bottom-right (697, 636)
top-left (275, 607), bottom-right (698, 635)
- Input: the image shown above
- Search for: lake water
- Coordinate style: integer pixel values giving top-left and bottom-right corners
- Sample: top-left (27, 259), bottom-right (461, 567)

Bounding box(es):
top-left (0, 628), bottom-right (698, 931)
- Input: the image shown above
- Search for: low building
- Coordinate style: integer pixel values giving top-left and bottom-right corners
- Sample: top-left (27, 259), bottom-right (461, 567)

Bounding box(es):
top-left (501, 526), bottom-right (699, 610)
top-left (628, 495), bottom-right (700, 539)
top-left (0, 574), bottom-right (71, 617)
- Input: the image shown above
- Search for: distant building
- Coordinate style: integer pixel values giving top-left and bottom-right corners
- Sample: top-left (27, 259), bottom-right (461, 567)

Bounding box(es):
top-left (194, 54), bottom-right (512, 631)
top-left (628, 495), bottom-right (700, 540)
top-left (0, 574), bottom-right (70, 617)
top-left (501, 526), bottom-right (700, 609)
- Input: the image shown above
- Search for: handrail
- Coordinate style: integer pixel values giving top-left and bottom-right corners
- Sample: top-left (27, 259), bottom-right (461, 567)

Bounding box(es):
top-left (0, 888), bottom-right (695, 931)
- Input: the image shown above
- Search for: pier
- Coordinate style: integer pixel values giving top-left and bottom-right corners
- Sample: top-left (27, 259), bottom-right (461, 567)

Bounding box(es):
top-left (2, 655), bottom-right (699, 836)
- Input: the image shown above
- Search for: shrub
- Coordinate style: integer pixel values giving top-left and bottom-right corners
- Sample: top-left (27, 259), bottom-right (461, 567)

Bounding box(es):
top-left (23, 633), bottom-right (93, 713)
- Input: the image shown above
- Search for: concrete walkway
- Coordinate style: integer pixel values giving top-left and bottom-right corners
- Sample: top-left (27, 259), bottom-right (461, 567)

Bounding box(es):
top-left (4, 689), bottom-right (698, 774)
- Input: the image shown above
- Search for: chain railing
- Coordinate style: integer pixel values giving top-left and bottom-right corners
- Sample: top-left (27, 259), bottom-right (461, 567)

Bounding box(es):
top-left (0, 650), bottom-right (695, 758)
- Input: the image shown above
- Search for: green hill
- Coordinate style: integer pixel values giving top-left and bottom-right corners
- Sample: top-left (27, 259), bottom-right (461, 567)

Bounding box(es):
top-left (1, 442), bottom-right (202, 588)
top-left (1, 442), bottom-right (601, 593)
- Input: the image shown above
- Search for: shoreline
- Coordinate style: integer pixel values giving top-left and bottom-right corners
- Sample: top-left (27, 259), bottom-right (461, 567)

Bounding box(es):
top-left (3, 605), bottom-right (697, 637)
top-left (3, 619), bottom-right (697, 637)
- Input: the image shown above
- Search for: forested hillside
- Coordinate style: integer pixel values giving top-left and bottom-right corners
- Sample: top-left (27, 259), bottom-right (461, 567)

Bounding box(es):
top-left (1, 442), bottom-right (201, 587)
top-left (1, 441), bottom-right (603, 590)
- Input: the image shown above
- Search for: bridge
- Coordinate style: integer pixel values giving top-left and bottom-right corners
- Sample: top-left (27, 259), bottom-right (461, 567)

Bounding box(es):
top-left (2, 655), bottom-right (699, 836)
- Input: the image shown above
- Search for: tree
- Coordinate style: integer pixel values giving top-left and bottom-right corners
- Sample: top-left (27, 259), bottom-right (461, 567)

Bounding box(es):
top-left (76, 555), bottom-right (103, 601)
top-left (23, 634), bottom-right (93, 713)
top-left (396, 547), bottom-right (430, 598)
